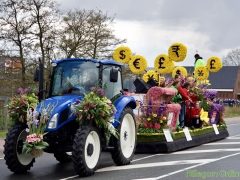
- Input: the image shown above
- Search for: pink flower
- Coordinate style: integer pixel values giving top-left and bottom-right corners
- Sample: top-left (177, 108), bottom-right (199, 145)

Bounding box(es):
top-left (100, 113), bottom-right (105, 117)
top-left (87, 114), bottom-right (91, 119)
top-left (143, 122), bottom-right (148, 128)
top-left (149, 123), bottom-right (153, 128)
top-left (154, 123), bottom-right (160, 130)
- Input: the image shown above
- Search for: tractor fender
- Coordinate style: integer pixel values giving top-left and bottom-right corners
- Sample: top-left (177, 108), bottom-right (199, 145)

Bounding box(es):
top-left (112, 95), bottom-right (136, 127)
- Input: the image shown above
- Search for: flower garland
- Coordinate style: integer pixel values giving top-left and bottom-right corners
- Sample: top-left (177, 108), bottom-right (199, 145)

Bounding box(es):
top-left (129, 55), bottom-right (148, 74)
top-left (206, 56), bottom-right (222, 72)
top-left (142, 70), bottom-right (159, 82)
top-left (113, 46), bottom-right (132, 64)
top-left (172, 66), bottom-right (187, 78)
top-left (6, 87), bottom-right (38, 124)
top-left (194, 66), bottom-right (209, 80)
top-left (72, 86), bottom-right (118, 143)
top-left (168, 42), bottom-right (187, 62)
top-left (154, 54), bottom-right (175, 74)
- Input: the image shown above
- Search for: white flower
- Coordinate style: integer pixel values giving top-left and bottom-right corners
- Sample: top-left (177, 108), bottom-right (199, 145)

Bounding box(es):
top-left (107, 122), bottom-right (117, 136)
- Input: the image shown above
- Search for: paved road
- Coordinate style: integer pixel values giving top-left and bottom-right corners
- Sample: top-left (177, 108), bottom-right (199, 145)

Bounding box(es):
top-left (0, 117), bottom-right (239, 180)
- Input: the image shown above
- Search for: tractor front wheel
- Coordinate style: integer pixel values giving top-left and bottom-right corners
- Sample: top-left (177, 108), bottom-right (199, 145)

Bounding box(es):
top-left (72, 125), bottom-right (101, 177)
top-left (111, 107), bottom-right (136, 165)
top-left (4, 123), bottom-right (35, 173)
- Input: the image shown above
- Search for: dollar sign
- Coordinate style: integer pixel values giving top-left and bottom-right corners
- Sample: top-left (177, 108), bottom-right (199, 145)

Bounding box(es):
top-left (119, 50), bottom-right (126, 60)
top-left (210, 59), bottom-right (216, 69)
top-left (133, 58), bottom-right (140, 69)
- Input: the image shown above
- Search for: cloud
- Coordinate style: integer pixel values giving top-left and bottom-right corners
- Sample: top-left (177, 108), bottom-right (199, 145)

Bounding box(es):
top-left (57, 0), bottom-right (240, 67)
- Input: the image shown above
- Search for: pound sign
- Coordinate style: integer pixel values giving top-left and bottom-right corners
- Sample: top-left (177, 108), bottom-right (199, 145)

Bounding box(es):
top-left (119, 50), bottom-right (126, 60)
top-left (133, 58), bottom-right (140, 69)
top-left (158, 57), bottom-right (165, 69)
top-left (198, 70), bottom-right (204, 76)
top-left (210, 59), bottom-right (216, 69)
top-left (172, 46), bottom-right (180, 57)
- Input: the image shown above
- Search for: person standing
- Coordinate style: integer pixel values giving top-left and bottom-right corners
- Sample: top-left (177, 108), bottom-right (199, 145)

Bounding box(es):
top-left (194, 54), bottom-right (205, 69)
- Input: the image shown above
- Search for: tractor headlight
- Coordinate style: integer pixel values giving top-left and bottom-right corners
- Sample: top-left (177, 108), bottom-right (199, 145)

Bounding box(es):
top-left (48, 113), bottom-right (58, 129)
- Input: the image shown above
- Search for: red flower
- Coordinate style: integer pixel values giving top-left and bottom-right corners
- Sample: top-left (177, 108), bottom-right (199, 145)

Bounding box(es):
top-left (149, 123), bottom-right (153, 128)
top-left (143, 122), bottom-right (148, 128)
top-left (154, 123), bottom-right (160, 130)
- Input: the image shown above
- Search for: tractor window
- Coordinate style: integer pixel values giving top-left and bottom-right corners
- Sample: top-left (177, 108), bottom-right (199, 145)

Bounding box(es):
top-left (102, 65), bottom-right (122, 99)
top-left (51, 61), bottom-right (99, 96)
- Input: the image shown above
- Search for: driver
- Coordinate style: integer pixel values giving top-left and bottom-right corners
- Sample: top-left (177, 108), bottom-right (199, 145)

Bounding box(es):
top-left (85, 72), bottom-right (98, 88)
top-left (69, 68), bottom-right (80, 85)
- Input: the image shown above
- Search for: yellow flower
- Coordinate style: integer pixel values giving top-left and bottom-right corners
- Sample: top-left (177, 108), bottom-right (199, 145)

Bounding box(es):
top-left (206, 56), bottom-right (223, 72)
top-left (153, 114), bottom-right (157, 117)
top-left (168, 42), bottom-right (187, 62)
top-left (200, 109), bottom-right (209, 123)
top-left (136, 121), bottom-right (140, 126)
top-left (113, 46), bottom-right (132, 64)
top-left (159, 120), bottom-right (163, 123)
top-left (194, 66), bottom-right (209, 80)
top-left (172, 66), bottom-right (187, 78)
top-left (142, 70), bottom-right (159, 82)
top-left (129, 55), bottom-right (148, 74)
top-left (154, 54), bottom-right (175, 74)
top-left (147, 117), bottom-right (151, 121)
top-left (163, 116), bottom-right (167, 121)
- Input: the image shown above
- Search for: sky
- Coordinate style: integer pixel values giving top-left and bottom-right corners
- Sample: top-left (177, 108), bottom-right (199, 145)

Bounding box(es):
top-left (56, 0), bottom-right (240, 67)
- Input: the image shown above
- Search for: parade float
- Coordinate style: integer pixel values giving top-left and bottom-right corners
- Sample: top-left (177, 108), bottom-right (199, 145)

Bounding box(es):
top-left (113, 43), bottom-right (229, 153)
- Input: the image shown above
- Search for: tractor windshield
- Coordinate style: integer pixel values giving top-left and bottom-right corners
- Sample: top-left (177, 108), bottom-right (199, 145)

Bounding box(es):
top-left (51, 61), bottom-right (99, 96)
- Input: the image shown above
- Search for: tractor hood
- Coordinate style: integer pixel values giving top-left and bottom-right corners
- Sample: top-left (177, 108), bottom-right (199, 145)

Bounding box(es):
top-left (36, 94), bottom-right (84, 122)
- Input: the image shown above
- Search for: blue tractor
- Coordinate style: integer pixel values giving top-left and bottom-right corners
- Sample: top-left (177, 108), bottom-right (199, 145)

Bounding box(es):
top-left (4, 58), bottom-right (137, 176)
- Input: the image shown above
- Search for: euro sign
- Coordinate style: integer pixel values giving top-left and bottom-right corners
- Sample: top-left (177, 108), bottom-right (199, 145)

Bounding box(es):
top-left (133, 58), bottom-right (140, 69)
top-left (210, 59), bottom-right (216, 69)
top-left (119, 50), bottom-right (126, 60)
top-left (158, 57), bottom-right (165, 69)
top-left (198, 70), bottom-right (204, 76)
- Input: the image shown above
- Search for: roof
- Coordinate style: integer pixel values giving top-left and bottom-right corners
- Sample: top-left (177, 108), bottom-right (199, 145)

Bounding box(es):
top-left (52, 58), bottom-right (124, 66)
top-left (147, 66), bottom-right (240, 89)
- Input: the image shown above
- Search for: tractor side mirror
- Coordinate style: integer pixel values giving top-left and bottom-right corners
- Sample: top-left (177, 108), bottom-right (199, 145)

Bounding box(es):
top-left (110, 68), bottom-right (118, 82)
top-left (33, 68), bottom-right (39, 82)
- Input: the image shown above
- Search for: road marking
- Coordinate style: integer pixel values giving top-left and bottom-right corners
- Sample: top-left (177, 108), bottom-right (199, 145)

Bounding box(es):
top-left (133, 152), bottom-right (240, 180)
top-left (169, 148), bottom-right (240, 154)
top-left (203, 142), bottom-right (240, 145)
top-left (97, 159), bottom-right (215, 172)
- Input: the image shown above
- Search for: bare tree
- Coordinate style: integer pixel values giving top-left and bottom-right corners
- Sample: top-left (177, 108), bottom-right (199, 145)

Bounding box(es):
top-left (222, 48), bottom-right (240, 66)
top-left (58, 9), bottom-right (126, 59)
top-left (0, 0), bottom-right (35, 84)
top-left (87, 10), bottom-right (126, 59)
top-left (58, 9), bottom-right (94, 58)
top-left (26, 0), bottom-right (61, 67)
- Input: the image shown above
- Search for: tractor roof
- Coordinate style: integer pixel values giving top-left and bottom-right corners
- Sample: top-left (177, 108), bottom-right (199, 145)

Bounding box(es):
top-left (52, 58), bottom-right (124, 66)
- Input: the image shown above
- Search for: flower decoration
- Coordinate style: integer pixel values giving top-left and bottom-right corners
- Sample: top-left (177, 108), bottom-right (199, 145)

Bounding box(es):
top-left (129, 55), bottom-right (148, 74)
top-left (22, 103), bottom-right (56, 158)
top-left (113, 46), bottom-right (132, 64)
top-left (72, 86), bottom-right (118, 143)
top-left (206, 56), bottom-right (223, 72)
top-left (172, 66), bottom-right (187, 78)
top-left (203, 90), bottom-right (218, 101)
top-left (6, 87), bottom-right (38, 124)
top-left (154, 54), bottom-right (175, 74)
top-left (168, 42), bottom-right (187, 62)
top-left (142, 70), bottom-right (159, 82)
top-left (138, 101), bottom-right (169, 133)
top-left (194, 66), bottom-right (209, 80)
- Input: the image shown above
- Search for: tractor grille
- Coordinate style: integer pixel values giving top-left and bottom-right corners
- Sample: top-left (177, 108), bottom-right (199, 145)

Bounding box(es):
top-left (58, 107), bottom-right (70, 125)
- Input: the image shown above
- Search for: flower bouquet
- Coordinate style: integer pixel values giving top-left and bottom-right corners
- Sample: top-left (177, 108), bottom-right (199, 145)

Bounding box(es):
top-left (6, 87), bottom-right (38, 124)
top-left (138, 101), bottom-right (169, 133)
top-left (72, 86), bottom-right (118, 143)
top-left (22, 103), bottom-right (55, 158)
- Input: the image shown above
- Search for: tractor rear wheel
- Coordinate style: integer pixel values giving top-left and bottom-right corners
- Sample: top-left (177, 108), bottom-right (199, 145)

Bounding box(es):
top-left (72, 125), bottom-right (101, 177)
top-left (4, 123), bottom-right (35, 173)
